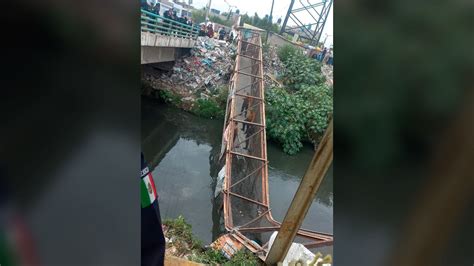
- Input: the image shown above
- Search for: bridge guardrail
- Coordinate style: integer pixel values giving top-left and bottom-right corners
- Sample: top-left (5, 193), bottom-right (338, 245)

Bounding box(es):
top-left (141, 9), bottom-right (199, 40)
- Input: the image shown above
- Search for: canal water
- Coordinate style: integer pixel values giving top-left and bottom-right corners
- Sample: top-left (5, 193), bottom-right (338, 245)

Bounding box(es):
top-left (142, 97), bottom-right (333, 251)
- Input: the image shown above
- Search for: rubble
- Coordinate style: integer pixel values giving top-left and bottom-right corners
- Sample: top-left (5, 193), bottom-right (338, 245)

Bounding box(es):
top-left (144, 36), bottom-right (236, 103)
top-left (263, 45), bottom-right (284, 88)
top-left (321, 64), bottom-right (334, 87)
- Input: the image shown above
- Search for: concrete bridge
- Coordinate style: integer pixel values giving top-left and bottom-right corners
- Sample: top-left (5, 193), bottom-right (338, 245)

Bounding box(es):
top-left (141, 9), bottom-right (198, 64)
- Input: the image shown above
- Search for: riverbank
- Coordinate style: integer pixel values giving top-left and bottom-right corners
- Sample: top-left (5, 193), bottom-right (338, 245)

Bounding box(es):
top-left (141, 40), bottom-right (333, 155)
top-left (163, 216), bottom-right (261, 265)
top-left (141, 36), bottom-right (235, 119)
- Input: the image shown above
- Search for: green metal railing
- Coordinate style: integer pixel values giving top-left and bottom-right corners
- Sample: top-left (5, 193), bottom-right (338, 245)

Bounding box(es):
top-left (141, 9), bottom-right (199, 40)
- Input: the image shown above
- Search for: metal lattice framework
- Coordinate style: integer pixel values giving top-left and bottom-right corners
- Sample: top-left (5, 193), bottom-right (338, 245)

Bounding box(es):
top-left (219, 29), bottom-right (333, 260)
top-left (280, 0), bottom-right (333, 46)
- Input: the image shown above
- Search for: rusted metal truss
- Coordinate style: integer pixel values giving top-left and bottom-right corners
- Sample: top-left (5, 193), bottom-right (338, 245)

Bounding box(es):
top-left (219, 29), bottom-right (333, 260)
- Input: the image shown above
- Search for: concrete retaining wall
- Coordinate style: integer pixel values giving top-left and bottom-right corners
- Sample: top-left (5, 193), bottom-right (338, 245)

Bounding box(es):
top-left (141, 32), bottom-right (196, 48)
top-left (267, 32), bottom-right (305, 51)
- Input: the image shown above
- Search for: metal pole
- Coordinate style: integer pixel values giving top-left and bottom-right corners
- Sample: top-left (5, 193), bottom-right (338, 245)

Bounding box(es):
top-left (205, 0), bottom-right (212, 21)
top-left (279, 0), bottom-right (295, 35)
top-left (266, 0), bottom-right (275, 44)
top-left (315, 0), bottom-right (332, 45)
top-left (265, 119), bottom-right (333, 265)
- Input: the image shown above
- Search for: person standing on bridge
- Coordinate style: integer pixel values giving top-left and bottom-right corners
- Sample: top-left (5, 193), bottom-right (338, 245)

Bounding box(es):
top-left (163, 8), bottom-right (173, 35)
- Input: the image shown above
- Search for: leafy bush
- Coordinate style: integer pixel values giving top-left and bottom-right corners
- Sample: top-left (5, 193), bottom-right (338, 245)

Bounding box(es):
top-left (214, 86), bottom-right (229, 108)
top-left (266, 85), bottom-right (333, 155)
top-left (163, 215), bottom-right (202, 251)
top-left (282, 53), bottom-right (325, 90)
top-left (277, 44), bottom-right (302, 64)
top-left (193, 98), bottom-right (225, 119)
top-left (223, 249), bottom-right (259, 266)
top-left (158, 89), bottom-right (182, 105)
top-left (190, 249), bottom-right (227, 265)
top-left (268, 43), bottom-right (332, 154)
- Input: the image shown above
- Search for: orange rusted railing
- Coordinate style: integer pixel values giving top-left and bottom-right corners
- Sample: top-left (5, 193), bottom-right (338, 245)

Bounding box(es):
top-left (219, 29), bottom-right (333, 260)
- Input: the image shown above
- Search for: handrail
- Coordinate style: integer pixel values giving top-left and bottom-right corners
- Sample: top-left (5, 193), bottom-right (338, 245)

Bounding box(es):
top-left (141, 9), bottom-right (199, 40)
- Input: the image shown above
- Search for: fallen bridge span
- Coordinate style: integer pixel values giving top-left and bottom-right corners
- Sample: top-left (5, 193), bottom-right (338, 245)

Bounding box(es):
top-left (219, 29), bottom-right (333, 260)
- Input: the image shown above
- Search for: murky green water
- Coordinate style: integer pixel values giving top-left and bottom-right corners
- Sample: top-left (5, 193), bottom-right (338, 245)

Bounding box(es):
top-left (141, 97), bottom-right (333, 249)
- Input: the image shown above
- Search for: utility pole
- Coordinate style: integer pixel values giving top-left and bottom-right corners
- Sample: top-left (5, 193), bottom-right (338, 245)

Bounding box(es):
top-left (266, 0), bottom-right (275, 44)
top-left (265, 120), bottom-right (333, 265)
top-left (205, 0), bottom-right (212, 21)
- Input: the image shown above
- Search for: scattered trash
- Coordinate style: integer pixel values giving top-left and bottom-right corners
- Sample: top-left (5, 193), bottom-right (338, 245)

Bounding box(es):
top-left (263, 45), bottom-right (284, 88)
top-left (268, 231), bottom-right (333, 266)
top-left (321, 64), bottom-right (333, 87)
top-left (143, 36), bottom-right (237, 101)
top-left (210, 234), bottom-right (244, 260)
top-left (214, 166), bottom-right (226, 198)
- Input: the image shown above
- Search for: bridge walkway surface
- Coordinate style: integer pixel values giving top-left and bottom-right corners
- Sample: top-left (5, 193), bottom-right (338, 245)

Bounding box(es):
top-left (220, 30), bottom-right (333, 260)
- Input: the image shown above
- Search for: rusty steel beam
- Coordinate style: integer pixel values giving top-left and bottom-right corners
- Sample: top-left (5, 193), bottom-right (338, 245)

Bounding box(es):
top-left (228, 192), bottom-right (268, 208)
top-left (234, 93), bottom-right (264, 101)
top-left (228, 162), bottom-right (265, 190)
top-left (240, 39), bottom-right (263, 48)
top-left (237, 209), bottom-right (271, 229)
top-left (236, 53), bottom-right (262, 61)
top-left (222, 30), bottom-right (333, 261)
top-left (232, 128), bottom-right (265, 149)
top-left (237, 62), bottom-right (262, 72)
top-left (234, 80), bottom-right (260, 94)
top-left (265, 120), bottom-right (333, 265)
top-left (231, 119), bottom-right (265, 127)
top-left (234, 71), bottom-right (264, 79)
top-left (229, 151), bottom-right (266, 162)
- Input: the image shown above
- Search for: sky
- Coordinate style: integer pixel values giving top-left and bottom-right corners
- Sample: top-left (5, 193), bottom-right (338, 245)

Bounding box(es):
top-left (190, 0), bottom-right (333, 46)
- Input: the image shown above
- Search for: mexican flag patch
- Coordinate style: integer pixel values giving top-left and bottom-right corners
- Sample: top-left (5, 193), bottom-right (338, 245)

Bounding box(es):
top-left (141, 173), bottom-right (157, 208)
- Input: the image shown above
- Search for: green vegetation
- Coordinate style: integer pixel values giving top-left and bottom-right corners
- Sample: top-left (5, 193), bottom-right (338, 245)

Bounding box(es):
top-left (192, 98), bottom-right (225, 119)
top-left (164, 216), bottom-right (260, 265)
top-left (157, 89), bottom-right (182, 105)
top-left (191, 9), bottom-right (233, 28)
top-left (163, 215), bottom-right (203, 254)
top-left (189, 249), bottom-right (227, 265)
top-left (239, 13), bottom-right (279, 33)
top-left (281, 51), bottom-right (325, 91)
top-left (190, 249), bottom-right (260, 265)
top-left (276, 44), bottom-right (302, 63)
top-left (192, 86), bottom-right (227, 119)
top-left (265, 45), bottom-right (333, 155)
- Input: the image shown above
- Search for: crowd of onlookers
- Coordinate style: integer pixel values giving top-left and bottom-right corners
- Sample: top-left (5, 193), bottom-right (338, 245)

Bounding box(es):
top-left (141, 0), bottom-right (194, 34)
top-left (198, 23), bottom-right (236, 43)
top-left (312, 46), bottom-right (333, 66)
top-left (141, 0), bottom-right (237, 42)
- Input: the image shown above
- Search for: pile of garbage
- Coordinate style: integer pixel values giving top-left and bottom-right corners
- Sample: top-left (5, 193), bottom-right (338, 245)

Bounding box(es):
top-left (321, 64), bottom-right (333, 87)
top-left (263, 45), bottom-right (284, 88)
top-left (145, 36), bottom-right (237, 100)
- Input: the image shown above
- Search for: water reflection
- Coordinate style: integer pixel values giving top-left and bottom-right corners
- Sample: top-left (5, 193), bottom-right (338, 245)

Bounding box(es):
top-left (141, 97), bottom-right (333, 244)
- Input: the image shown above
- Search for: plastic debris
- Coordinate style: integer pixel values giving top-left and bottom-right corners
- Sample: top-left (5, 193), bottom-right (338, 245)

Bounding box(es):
top-left (144, 36), bottom-right (237, 100)
top-left (263, 45), bottom-right (285, 88)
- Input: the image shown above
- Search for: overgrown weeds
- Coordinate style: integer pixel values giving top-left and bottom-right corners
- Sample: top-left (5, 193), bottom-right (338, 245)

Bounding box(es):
top-left (265, 45), bottom-right (332, 154)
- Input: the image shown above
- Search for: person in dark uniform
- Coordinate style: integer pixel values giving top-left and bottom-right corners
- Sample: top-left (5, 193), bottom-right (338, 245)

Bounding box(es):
top-left (163, 9), bottom-right (173, 35)
top-left (141, 153), bottom-right (165, 266)
top-left (218, 28), bottom-right (226, 40)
